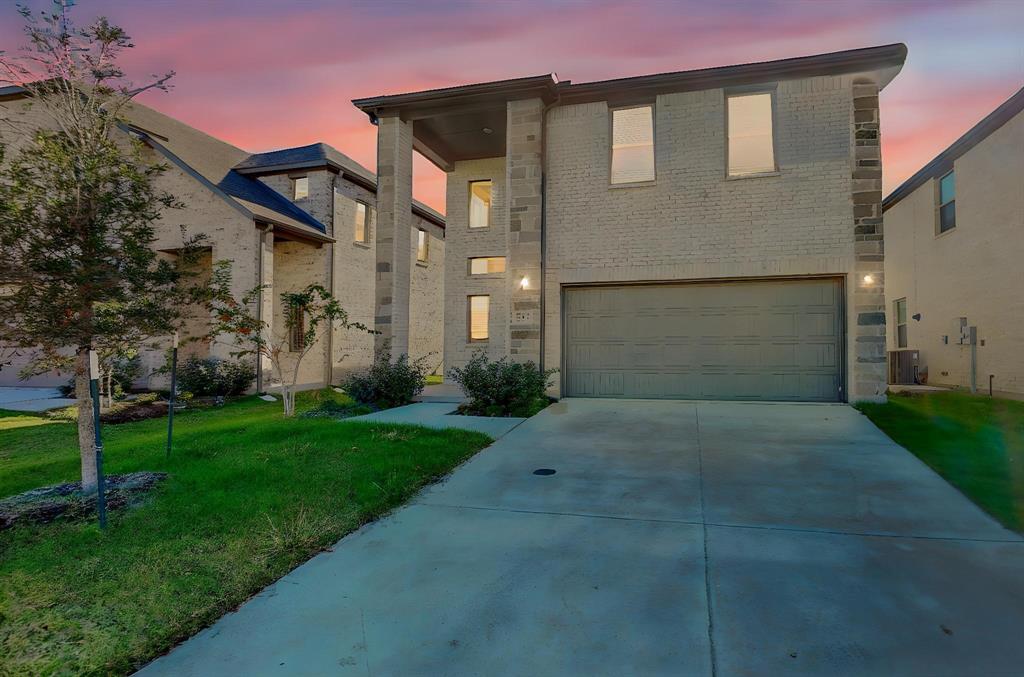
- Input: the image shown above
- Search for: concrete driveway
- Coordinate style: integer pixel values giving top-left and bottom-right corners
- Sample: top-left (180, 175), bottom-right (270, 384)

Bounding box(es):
top-left (139, 399), bottom-right (1024, 677)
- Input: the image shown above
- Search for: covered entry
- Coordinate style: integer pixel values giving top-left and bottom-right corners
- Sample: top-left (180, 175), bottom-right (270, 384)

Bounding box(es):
top-left (563, 278), bottom-right (843, 401)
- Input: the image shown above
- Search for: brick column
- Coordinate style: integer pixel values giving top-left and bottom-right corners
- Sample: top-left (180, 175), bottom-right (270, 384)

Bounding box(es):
top-left (506, 98), bottom-right (544, 364)
top-left (374, 114), bottom-right (413, 357)
top-left (851, 80), bottom-right (887, 401)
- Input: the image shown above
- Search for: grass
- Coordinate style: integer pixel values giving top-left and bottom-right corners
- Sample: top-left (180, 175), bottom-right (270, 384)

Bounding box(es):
top-left (857, 391), bottom-right (1024, 532)
top-left (0, 389), bottom-right (491, 676)
top-left (425, 374), bottom-right (443, 385)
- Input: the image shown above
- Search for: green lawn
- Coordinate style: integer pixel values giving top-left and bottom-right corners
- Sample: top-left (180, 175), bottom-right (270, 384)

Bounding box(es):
top-left (0, 391), bottom-right (491, 676)
top-left (858, 391), bottom-right (1024, 532)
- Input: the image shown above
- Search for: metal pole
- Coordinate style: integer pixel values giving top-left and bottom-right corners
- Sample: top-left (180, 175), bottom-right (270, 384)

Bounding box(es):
top-left (166, 332), bottom-right (178, 458)
top-left (89, 350), bottom-right (107, 530)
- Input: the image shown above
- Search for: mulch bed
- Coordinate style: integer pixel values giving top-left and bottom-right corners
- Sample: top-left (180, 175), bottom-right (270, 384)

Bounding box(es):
top-left (0, 472), bottom-right (167, 530)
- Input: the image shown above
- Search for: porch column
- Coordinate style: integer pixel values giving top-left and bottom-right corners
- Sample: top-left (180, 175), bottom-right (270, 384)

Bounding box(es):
top-left (374, 113), bottom-right (413, 357)
top-left (506, 98), bottom-right (544, 364)
top-left (256, 226), bottom-right (274, 390)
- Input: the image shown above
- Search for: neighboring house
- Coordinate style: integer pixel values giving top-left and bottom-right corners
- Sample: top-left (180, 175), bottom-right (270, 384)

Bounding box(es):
top-left (0, 87), bottom-right (445, 390)
top-left (883, 86), bottom-right (1024, 397)
top-left (353, 44), bottom-right (907, 402)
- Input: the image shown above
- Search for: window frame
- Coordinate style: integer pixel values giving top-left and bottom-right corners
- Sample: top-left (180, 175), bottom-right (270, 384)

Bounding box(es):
top-left (292, 175), bottom-right (309, 200)
top-left (416, 228), bottom-right (429, 263)
top-left (353, 200), bottom-right (369, 244)
top-left (467, 295), bottom-right (490, 343)
top-left (468, 256), bottom-right (507, 276)
top-left (609, 103), bottom-right (657, 186)
top-left (468, 180), bottom-right (493, 229)
top-left (725, 88), bottom-right (779, 179)
top-left (894, 297), bottom-right (908, 349)
top-left (936, 170), bottom-right (956, 235)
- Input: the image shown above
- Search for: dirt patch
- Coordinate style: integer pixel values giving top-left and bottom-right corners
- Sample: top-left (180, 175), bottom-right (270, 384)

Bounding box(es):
top-left (0, 472), bottom-right (167, 530)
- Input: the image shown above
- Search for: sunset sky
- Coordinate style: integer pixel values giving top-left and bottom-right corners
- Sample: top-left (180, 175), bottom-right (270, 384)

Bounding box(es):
top-left (2, 0), bottom-right (1021, 213)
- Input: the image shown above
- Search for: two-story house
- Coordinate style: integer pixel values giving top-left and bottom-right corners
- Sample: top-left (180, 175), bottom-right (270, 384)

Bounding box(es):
top-left (0, 87), bottom-right (445, 390)
top-left (883, 86), bottom-right (1024, 397)
top-left (353, 44), bottom-right (907, 402)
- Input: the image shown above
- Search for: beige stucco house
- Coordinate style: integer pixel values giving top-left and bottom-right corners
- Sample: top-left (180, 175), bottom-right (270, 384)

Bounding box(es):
top-left (883, 86), bottom-right (1024, 397)
top-left (0, 87), bottom-right (445, 390)
top-left (353, 44), bottom-right (906, 402)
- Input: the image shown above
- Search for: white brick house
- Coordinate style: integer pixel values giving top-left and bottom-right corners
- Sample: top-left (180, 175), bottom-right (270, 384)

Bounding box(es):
top-left (0, 88), bottom-right (445, 390)
top-left (354, 44), bottom-right (907, 402)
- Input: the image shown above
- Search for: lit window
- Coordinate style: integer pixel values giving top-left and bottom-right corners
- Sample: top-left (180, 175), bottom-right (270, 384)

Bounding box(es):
top-left (938, 171), bottom-right (956, 233)
top-left (468, 295), bottom-right (489, 341)
top-left (727, 93), bottom-right (775, 176)
top-left (469, 256), bottom-right (506, 275)
top-left (292, 176), bottom-right (309, 200)
top-left (894, 298), bottom-right (908, 348)
top-left (354, 202), bottom-right (368, 243)
top-left (417, 229), bottom-right (428, 262)
top-left (611, 105), bottom-right (655, 184)
top-left (469, 180), bottom-right (492, 228)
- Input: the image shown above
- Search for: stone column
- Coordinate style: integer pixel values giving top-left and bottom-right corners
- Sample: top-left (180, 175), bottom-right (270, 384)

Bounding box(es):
top-left (851, 80), bottom-right (886, 401)
top-left (506, 98), bottom-right (544, 364)
top-left (374, 114), bottom-right (413, 357)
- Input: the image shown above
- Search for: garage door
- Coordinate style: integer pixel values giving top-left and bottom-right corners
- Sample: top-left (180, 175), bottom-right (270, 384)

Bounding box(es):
top-left (563, 278), bottom-right (843, 401)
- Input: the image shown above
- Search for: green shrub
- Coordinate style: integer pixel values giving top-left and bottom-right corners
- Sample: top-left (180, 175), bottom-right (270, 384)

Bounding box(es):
top-left (343, 351), bottom-right (428, 409)
top-left (448, 352), bottom-right (556, 417)
top-left (176, 357), bottom-right (254, 396)
top-left (134, 392), bottom-right (158, 404)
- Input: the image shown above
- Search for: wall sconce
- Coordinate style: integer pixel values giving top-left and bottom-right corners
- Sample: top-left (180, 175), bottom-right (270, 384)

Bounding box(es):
top-left (519, 276), bottom-right (530, 290)
top-left (862, 274), bottom-right (874, 285)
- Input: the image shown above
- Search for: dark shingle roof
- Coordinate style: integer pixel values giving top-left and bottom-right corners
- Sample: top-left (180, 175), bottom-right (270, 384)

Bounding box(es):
top-left (216, 170), bottom-right (327, 232)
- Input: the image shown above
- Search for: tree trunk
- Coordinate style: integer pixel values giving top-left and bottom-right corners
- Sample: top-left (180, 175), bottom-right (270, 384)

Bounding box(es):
top-left (282, 388), bottom-right (295, 417)
top-left (75, 348), bottom-right (99, 493)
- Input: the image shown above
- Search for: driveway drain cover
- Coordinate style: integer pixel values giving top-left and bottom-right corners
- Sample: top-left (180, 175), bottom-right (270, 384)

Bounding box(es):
top-left (533, 468), bottom-right (556, 476)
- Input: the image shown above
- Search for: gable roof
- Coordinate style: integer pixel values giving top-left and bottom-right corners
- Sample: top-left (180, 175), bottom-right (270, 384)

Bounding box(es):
top-left (234, 142), bottom-right (446, 228)
top-left (883, 85), bottom-right (1024, 212)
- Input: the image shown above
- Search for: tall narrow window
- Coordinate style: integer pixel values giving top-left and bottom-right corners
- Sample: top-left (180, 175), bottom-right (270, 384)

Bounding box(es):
top-left (292, 176), bottom-right (309, 200)
top-left (469, 180), bottom-right (492, 228)
top-left (417, 229), bottom-right (429, 262)
top-left (288, 305), bottom-right (306, 352)
top-left (894, 298), bottom-right (908, 348)
top-left (727, 92), bottom-right (775, 176)
top-left (938, 171), bottom-right (956, 233)
top-left (610, 105), bottom-right (655, 184)
top-left (469, 256), bottom-right (506, 275)
top-left (468, 295), bottom-right (489, 341)
top-left (354, 201), bottom-right (368, 243)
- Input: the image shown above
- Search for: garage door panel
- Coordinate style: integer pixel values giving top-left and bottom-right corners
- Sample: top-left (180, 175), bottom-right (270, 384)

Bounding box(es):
top-left (564, 279), bottom-right (843, 402)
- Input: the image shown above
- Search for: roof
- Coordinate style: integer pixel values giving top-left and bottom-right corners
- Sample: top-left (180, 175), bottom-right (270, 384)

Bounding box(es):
top-left (883, 85), bottom-right (1024, 212)
top-left (234, 142), bottom-right (446, 228)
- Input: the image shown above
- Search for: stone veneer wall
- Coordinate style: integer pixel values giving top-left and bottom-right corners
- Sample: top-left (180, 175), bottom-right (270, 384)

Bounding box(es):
top-left (850, 81), bottom-right (887, 400)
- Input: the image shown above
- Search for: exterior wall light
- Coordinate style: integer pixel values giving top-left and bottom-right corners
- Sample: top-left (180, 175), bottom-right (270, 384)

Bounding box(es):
top-left (520, 276), bottom-right (530, 289)
top-left (862, 274), bottom-right (874, 285)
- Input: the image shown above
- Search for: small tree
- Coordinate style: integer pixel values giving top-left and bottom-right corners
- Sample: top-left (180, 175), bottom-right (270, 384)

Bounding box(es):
top-left (209, 271), bottom-right (375, 417)
top-left (0, 5), bottom-right (203, 492)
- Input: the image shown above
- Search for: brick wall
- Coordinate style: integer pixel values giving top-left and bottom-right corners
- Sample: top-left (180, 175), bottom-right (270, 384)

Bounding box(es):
top-left (409, 216), bottom-right (445, 374)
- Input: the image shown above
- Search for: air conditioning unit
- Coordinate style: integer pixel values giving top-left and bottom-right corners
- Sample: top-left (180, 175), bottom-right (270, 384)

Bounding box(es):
top-left (888, 349), bottom-right (920, 385)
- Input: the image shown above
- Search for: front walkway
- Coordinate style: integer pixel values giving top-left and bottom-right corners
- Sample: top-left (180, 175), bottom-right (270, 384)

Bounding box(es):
top-left (349, 402), bottom-right (525, 438)
top-left (138, 400), bottom-right (1024, 676)
top-left (0, 387), bottom-right (75, 412)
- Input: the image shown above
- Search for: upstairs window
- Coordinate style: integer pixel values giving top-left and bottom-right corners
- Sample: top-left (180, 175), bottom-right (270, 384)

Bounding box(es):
top-left (469, 180), bottom-right (492, 228)
top-left (894, 298), bottom-right (908, 348)
top-left (610, 105), bottom-right (655, 184)
top-left (469, 256), bottom-right (506, 275)
top-left (354, 201), bottom-right (368, 243)
top-left (292, 176), bottom-right (309, 200)
top-left (727, 92), bottom-right (776, 176)
top-left (938, 171), bottom-right (956, 233)
top-left (468, 295), bottom-right (490, 341)
top-left (417, 229), bottom-right (429, 262)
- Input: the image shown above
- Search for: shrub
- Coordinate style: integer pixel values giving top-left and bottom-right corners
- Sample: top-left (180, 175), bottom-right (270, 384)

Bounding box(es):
top-left (448, 352), bottom-right (556, 417)
top-left (176, 357), bottom-right (254, 397)
top-left (134, 392), bottom-right (158, 404)
top-left (342, 351), bottom-right (428, 409)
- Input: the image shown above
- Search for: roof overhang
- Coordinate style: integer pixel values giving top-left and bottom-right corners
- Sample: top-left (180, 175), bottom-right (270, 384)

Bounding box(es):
top-left (353, 74), bottom-right (560, 170)
top-left (884, 85), bottom-right (1024, 212)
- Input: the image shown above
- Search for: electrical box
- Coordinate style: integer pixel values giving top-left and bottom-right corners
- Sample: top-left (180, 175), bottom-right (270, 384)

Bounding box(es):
top-left (957, 317), bottom-right (970, 345)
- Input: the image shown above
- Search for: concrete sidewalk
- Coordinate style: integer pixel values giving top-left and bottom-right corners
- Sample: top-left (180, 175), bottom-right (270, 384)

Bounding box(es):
top-left (348, 402), bottom-right (525, 439)
top-left (138, 399), bottom-right (1024, 676)
top-left (0, 387), bottom-right (75, 412)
